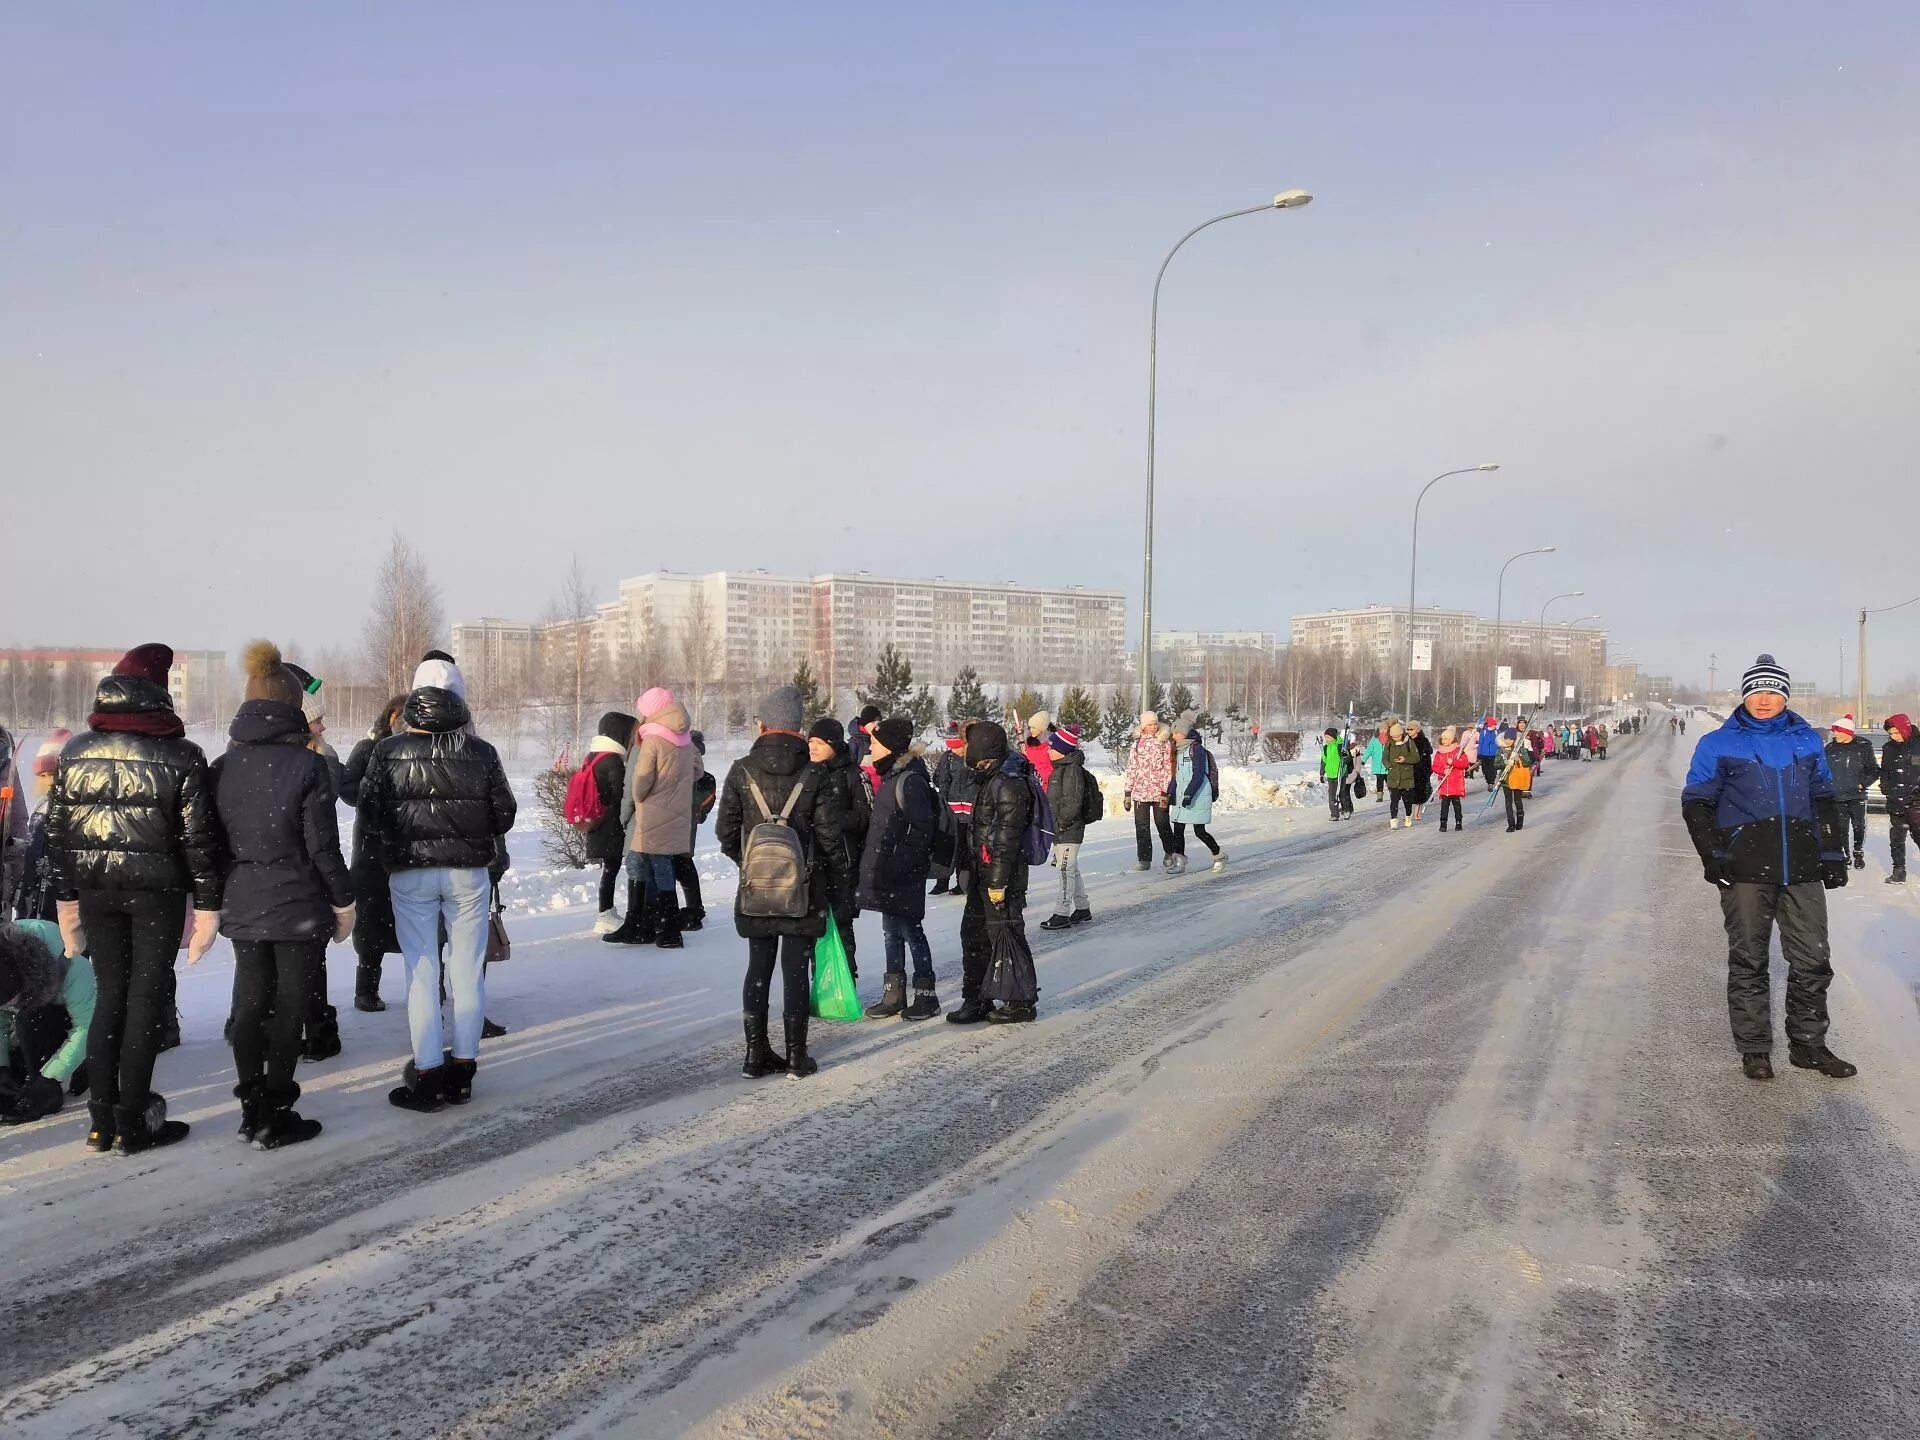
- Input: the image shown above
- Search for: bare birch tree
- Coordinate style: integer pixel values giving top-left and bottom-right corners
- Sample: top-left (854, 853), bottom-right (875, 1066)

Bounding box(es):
top-left (362, 533), bottom-right (445, 696)
top-left (678, 588), bottom-right (719, 729)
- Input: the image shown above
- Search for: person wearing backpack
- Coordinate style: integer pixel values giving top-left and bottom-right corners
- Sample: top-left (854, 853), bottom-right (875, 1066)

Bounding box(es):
top-left (577, 712), bottom-right (636, 937)
top-left (949, 721), bottom-right (1039, 1026)
top-left (809, 717), bottom-right (871, 981)
top-left (858, 716), bottom-right (942, 1020)
top-left (673, 730), bottom-right (716, 931)
top-left (1167, 713), bottom-right (1225, 871)
top-left (1040, 724), bottom-right (1100, 930)
top-left (929, 720), bottom-right (979, 897)
top-left (716, 685), bottom-right (850, 1079)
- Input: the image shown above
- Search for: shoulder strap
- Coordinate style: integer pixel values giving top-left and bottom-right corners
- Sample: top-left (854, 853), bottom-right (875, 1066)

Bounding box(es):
top-left (743, 771), bottom-right (776, 824)
top-left (777, 773), bottom-right (804, 821)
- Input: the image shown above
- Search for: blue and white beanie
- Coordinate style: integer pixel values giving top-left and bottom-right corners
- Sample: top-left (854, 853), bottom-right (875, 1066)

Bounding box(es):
top-left (1741, 654), bottom-right (1790, 700)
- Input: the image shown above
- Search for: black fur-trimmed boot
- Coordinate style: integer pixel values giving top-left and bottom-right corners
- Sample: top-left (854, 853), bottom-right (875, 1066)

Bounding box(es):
top-left (389, 1061), bottom-right (446, 1113)
top-left (253, 1082), bottom-right (323, 1150)
top-left (444, 1057), bottom-right (478, 1105)
top-left (112, 1093), bottom-right (190, 1154)
top-left (235, 1078), bottom-right (267, 1144)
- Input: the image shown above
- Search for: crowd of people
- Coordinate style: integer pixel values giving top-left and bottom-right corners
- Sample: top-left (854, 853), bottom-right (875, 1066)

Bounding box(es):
top-left (1316, 712), bottom-right (1637, 834)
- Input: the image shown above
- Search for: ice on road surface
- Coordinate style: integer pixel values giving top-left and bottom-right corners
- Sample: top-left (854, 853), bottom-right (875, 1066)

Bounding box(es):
top-left (3, 725), bottom-right (1919, 1438)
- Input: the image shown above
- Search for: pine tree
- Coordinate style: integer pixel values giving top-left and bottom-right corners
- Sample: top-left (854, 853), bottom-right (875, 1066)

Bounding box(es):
top-left (1058, 686), bottom-right (1100, 733)
top-left (1100, 688), bottom-right (1138, 769)
top-left (947, 666), bottom-right (990, 724)
top-left (792, 658), bottom-right (831, 725)
top-left (1168, 683), bottom-right (1196, 718)
top-left (1009, 686), bottom-right (1047, 724)
top-left (1146, 679), bottom-right (1169, 718)
top-left (908, 684), bottom-right (940, 734)
top-left (855, 644), bottom-right (915, 714)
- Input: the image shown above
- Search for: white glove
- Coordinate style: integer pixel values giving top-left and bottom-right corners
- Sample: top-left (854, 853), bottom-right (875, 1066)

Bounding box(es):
top-left (56, 899), bottom-right (86, 958)
top-left (186, 909), bottom-right (221, 965)
top-left (333, 905), bottom-right (356, 944)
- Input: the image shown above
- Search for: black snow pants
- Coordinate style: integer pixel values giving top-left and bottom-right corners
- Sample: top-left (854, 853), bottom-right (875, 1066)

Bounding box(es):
top-left (80, 888), bottom-right (188, 1112)
top-left (1719, 881), bottom-right (1833, 1052)
top-left (959, 868), bottom-right (1028, 1002)
top-left (231, 938), bottom-right (323, 1091)
top-left (1838, 799), bottom-right (1866, 856)
top-left (1480, 755), bottom-right (1500, 789)
top-left (1890, 812), bottom-right (1909, 874)
top-left (1133, 801), bottom-right (1176, 863)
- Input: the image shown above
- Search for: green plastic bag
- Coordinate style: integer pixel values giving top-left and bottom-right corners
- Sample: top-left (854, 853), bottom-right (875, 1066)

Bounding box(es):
top-left (810, 922), bottom-right (864, 1022)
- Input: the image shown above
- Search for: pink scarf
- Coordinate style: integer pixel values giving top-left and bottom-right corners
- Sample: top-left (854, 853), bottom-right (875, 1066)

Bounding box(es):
top-left (639, 722), bottom-right (691, 748)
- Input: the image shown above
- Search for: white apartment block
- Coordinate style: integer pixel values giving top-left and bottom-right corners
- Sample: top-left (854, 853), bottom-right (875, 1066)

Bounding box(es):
top-left (1290, 605), bottom-right (1606, 670)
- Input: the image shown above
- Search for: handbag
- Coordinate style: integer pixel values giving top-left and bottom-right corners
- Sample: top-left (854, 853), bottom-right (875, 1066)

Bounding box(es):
top-left (1506, 758), bottom-right (1534, 794)
top-left (485, 901), bottom-right (511, 964)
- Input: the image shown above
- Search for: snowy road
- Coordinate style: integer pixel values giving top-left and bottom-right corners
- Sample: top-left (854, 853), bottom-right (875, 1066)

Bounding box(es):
top-left (5, 725), bottom-right (1920, 1438)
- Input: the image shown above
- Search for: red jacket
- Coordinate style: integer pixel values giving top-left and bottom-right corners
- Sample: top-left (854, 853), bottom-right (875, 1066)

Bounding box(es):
top-left (1432, 747), bottom-right (1473, 798)
top-left (1023, 737), bottom-right (1055, 789)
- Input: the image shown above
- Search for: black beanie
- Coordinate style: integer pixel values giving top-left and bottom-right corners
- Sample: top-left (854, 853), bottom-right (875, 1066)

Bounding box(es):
top-left (810, 717), bottom-right (846, 750)
top-left (873, 715), bottom-right (914, 756)
top-left (967, 720), bottom-right (1010, 765)
top-left (857, 704), bottom-right (882, 726)
top-left (422, 649), bottom-right (456, 666)
top-left (597, 711), bottom-right (637, 748)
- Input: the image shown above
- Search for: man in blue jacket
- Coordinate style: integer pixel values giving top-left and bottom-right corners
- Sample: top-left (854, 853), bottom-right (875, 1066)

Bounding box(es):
top-left (1682, 655), bottom-right (1854, 1081)
top-left (1476, 716), bottom-right (1501, 791)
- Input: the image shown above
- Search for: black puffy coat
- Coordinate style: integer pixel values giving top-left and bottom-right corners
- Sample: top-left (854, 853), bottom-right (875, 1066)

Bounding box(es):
top-left (1878, 737), bottom-right (1919, 807)
top-left (815, 749), bottom-right (871, 896)
top-left (582, 714), bottom-right (637, 864)
top-left (857, 755), bottom-right (936, 920)
top-left (1824, 737), bottom-right (1880, 803)
top-left (972, 751), bottom-right (1035, 892)
top-left (1047, 748), bottom-right (1097, 846)
top-left (338, 729), bottom-right (382, 807)
top-left (932, 743), bottom-right (981, 814)
top-left (47, 676), bottom-right (224, 908)
top-left (340, 729), bottom-right (395, 953)
top-left (356, 688), bottom-right (517, 874)
top-left (715, 732), bottom-right (847, 939)
top-left (209, 701), bottom-right (353, 943)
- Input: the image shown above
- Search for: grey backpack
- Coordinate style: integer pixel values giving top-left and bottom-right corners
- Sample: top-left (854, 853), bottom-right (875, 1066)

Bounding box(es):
top-left (739, 771), bottom-right (812, 919)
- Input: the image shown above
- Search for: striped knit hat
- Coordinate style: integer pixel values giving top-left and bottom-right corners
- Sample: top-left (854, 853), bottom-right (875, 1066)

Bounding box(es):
top-left (1741, 654), bottom-right (1790, 699)
top-left (1049, 724), bottom-right (1082, 755)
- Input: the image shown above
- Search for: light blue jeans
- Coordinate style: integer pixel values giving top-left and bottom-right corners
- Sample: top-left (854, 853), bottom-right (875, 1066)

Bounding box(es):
top-left (390, 867), bottom-right (491, 1067)
top-left (626, 851), bottom-right (675, 907)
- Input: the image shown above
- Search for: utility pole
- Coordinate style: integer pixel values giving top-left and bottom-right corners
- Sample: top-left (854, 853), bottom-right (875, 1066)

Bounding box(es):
top-left (1708, 653), bottom-right (1717, 702)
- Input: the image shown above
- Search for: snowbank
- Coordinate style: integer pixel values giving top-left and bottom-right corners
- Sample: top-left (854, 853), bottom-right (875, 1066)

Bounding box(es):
top-left (1090, 760), bottom-right (1316, 815)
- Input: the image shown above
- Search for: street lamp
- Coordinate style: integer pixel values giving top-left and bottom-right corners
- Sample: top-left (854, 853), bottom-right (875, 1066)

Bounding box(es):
top-left (1858, 594), bottom-right (1920, 726)
top-left (1491, 546), bottom-right (1556, 710)
top-left (1402, 463), bottom-right (1500, 716)
top-left (1535, 592), bottom-right (1585, 711)
top-left (1141, 190), bottom-right (1314, 710)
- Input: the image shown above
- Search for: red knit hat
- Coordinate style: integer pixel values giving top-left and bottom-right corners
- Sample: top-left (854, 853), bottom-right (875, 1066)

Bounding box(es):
top-left (33, 728), bottom-right (72, 777)
top-left (1832, 713), bottom-right (1856, 738)
top-left (114, 643), bottom-right (174, 686)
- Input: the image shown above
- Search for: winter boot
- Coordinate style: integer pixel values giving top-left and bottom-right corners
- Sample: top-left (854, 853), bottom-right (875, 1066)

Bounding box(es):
top-left (1788, 1043), bottom-right (1858, 1078)
top-left (593, 908), bottom-right (622, 936)
top-left (987, 1002), bottom-right (1037, 1025)
top-left (1741, 1052), bottom-right (1774, 1081)
top-left (1168, 853), bottom-right (1188, 874)
top-left (930, 878), bottom-right (951, 896)
top-left (741, 1013), bottom-right (789, 1078)
top-left (864, 972), bottom-right (907, 1019)
top-left (444, 1057), bottom-right (478, 1105)
top-left (602, 890), bottom-right (658, 944)
top-left (302, 1005), bottom-right (343, 1063)
top-left (680, 906), bottom-right (705, 933)
top-left (1133, 860), bottom-right (1152, 872)
top-left (112, 1094), bottom-right (190, 1154)
top-left (353, 961), bottom-right (387, 1012)
top-left (902, 986), bottom-right (941, 1021)
top-left (784, 1014), bottom-right (818, 1079)
top-left (1039, 913), bottom-right (1075, 931)
top-left (1854, 849), bottom-right (1866, 871)
top-left (481, 1017), bottom-right (508, 1039)
top-left (234, 1079), bottom-right (267, 1144)
top-left (1887, 870), bottom-right (1906, 885)
top-left (654, 904), bottom-right (685, 950)
top-left (389, 1061), bottom-right (446, 1113)
top-left (1, 1074), bottom-right (65, 1125)
top-left (946, 996), bottom-right (995, 1025)
top-left (1212, 851), bottom-right (1228, 872)
top-left (253, 1083), bottom-right (323, 1150)
top-left (1070, 908), bottom-right (1092, 926)
top-left (85, 1100), bottom-right (116, 1153)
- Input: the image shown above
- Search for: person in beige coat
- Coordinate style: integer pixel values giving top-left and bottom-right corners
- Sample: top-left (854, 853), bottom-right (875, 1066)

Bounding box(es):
top-left (624, 687), bottom-right (703, 950)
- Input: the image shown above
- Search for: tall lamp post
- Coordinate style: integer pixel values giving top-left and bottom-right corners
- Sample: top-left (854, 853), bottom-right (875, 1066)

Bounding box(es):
top-left (1491, 546), bottom-right (1555, 711)
top-left (1140, 189), bottom-right (1314, 711)
top-left (1535, 591), bottom-right (1585, 707)
top-left (1557, 613), bottom-right (1602, 710)
top-left (1402, 463), bottom-right (1501, 716)
top-left (1859, 595), bottom-right (1920, 725)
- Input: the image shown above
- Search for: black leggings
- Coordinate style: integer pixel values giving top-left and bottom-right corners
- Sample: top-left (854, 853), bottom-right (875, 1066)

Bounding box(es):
top-left (1504, 789), bottom-right (1526, 826)
top-left (232, 939), bottom-right (323, 1089)
top-left (597, 856), bottom-right (621, 912)
top-left (744, 934), bottom-right (815, 1021)
top-left (1173, 822), bottom-right (1220, 856)
top-left (80, 888), bottom-right (188, 1109)
top-left (1439, 796), bottom-right (1463, 828)
top-left (672, 852), bottom-right (703, 914)
top-left (1390, 788), bottom-right (1415, 819)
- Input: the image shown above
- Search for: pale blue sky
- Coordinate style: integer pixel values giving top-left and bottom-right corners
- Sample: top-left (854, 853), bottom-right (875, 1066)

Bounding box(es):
top-left (4, 2), bottom-right (1917, 688)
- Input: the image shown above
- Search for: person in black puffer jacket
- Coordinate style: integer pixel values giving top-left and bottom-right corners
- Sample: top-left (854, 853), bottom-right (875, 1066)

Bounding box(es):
top-left (715, 686), bottom-right (848, 1080)
top-left (1041, 724), bottom-right (1098, 930)
top-left (340, 694), bottom-right (407, 1010)
top-left (949, 721), bottom-right (1038, 1026)
top-left (809, 717), bottom-right (870, 981)
top-left (210, 642), bottom-right (353, 1150)
top-left (48, 643), bottom-right (224, 1155)
top-left (357, 682), bottom-right (516, 1113)
top-left (857, 716), bottom-right (941, 1021)
top-left (930, 721), bottom-right (980, 896)
top-left (1822, 714), bottom-right (1878, 870)
top-left (1878, 714), bottom-right (1919, 882)
top-left (584, 712), bottom-right (638, 937)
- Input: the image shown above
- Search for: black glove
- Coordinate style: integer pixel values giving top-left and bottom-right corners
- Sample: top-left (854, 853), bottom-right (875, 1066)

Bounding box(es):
top-left (2, 1073), bottom-right (65, 1125)
top-left (1701, 856), bottom-right (1734, 889)
top-left (1823, 859), bottom-right (1849, 890)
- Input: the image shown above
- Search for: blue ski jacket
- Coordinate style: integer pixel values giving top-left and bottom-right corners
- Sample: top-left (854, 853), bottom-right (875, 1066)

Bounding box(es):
top-left (1681, 707), bottom-right (1845, 886)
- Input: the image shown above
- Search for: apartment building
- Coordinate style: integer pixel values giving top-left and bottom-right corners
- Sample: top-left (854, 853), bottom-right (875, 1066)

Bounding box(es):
top-left (1290, 605), bottom-right (1606, 671)
top-left (1, 647), bottom-right (227, 728)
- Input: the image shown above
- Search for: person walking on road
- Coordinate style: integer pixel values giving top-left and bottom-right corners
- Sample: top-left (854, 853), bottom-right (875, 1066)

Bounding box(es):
top-left (1041, 723), bottom-right (1100, 929)
top-left (1321, 727), bottom-right (1348, 821)
top-left (858, 716), bottom-right (942, 1020)
top-left (1823, 714), bottom-right (1878, 871)
top-left (1476, 716), bottom-right (1501, 791)
top-left (1877, 713), bottom-right (1918, 884)
top-left (47, 643), bottom-right (224, 1154)
top-left (1408, 720), bottom-right (1434, 822)
top-left (1498, 733), bottom-right (1533, 832)
top-left (1431, 727), bottom-right (1473, 833)
top-left (1682, 654), bottom-right (1855, 1081)
top-left (1167, 713), bottom-right (1224, 871)
top-left (209, 642), bottom-right (354, 1150)
top-left (1385, 722), bottom-right (1421, 828)
top-left (1124, 712), bottom-right (1176, 871)
top-left (1368, 725), bottom-right (1391, 802)
top-left (716, 686), bottom-right (848, 1078)
top-left (358, 678), bottom-right (517, 1113)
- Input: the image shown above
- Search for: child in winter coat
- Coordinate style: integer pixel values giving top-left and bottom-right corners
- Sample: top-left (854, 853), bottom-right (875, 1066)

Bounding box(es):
top-left (1042, 724), bottom-right (1100, 929)
top-left (1367, 727), bottom-right (1390, 802)
top-left (1499, 734), bottom-right (1532, 832)
top-left (858, 716), bottom-right (942, 1020)
top-left (1167, 713), bottom-right (1224, 871)
top-left (1320, 728), bottom-right (1346, 821)
top-left (810, 717), bottom-right (872, 980)
top-left (674, 730), bottom-right (716, 931)
top-left (1123, 713), bottom-right (1176, 870)
top-left (10, 730), bottom-right (70, 923)
top-left (587, 712), bottom-right (638, 937)
top-left (626, 688), bottom-right (703, 951)
top-left (1385, 722), bottom-right (1421, 828)
top-left (1023, 711), bottom-right (1057, 790)
top-left (0, 917), bottom-right (95, 1125)
top-left (951, 722), bottom-right (1038, 1025)
top-left (1431, 727), bottom-right (1474, 833)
